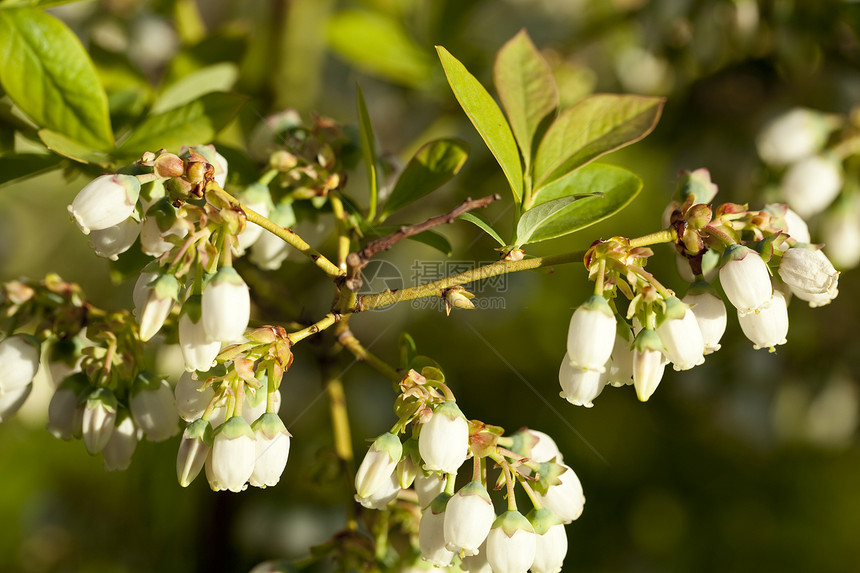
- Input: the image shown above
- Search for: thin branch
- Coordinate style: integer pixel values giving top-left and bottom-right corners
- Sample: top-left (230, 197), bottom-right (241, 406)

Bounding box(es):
top-left (344, 194), bottom-right (502, 291)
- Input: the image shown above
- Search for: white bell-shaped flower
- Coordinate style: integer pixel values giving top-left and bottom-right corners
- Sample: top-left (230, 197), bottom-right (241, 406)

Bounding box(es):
top-left (355, 432), bottom-right (403, 499)
top-left (136, 274), bottom-right (179, 342)
top-left (242, 385), bottom-right (280, 425)
top-left (397, 453), bottom-right (419, 489)
top-left (140, 198), bottom-right (188, 257)
top-left (0, 334), bottom-right (41, 394)
top-left (82, 387), bottom-right (118, 455)
top-left (822, 204), bottom-right (860, 269)
top-left (656, 297), bottom-right (705, 371)
top-left (103, 410), bottom-right (141, 471)
top-left (250, 203), bottom-right (295, 270)
top-left (0, 382), bottom-right (32, 422)
top-left (558, 355), bottom-right (606, 408)
top-left (206, 416), bottom-right (256, 492)
top-left (528, 508), bottom-right (567, 573)
top-left (756, 108), bottom-right (833, 166)
top-left (566, 295), bottom-right (616, 372)
top-left (89, 217), bottom-right (141, 260)
top-left (415, 471), bottom-right (446, 509)
top-left (68, 174), bottom-right (141, 234)
top-left (47, 372), bottom-right (87, 440)
top-left (738, 290), bottom-right (789, 351)
top-left (249, 413), bottom-right (291, 488)
top-left (132, 268), bottom-right (159, 313)
top-left (781, 155), bottom-right (843, 218)
top-left (129, 372), bottom-right (179, 441)
top-left (178, 295), bottom-right (221, 372)
top-left (719, 245), bottom-right (773, 316)
top-left (606, 329), bottom-right (635, 387)
top-left (419, 493), bottom-right (455, 567)
top-left (418, 401), bottom-right (469, 474)
top-left (537, 464), bottom-right (585, 523)
top-left (513, 429), bottom-right (563, 464)
top-left (444, 480), bottom-right (495, 556)
top-left (174, 371), bottom-right (215, 422)
top-left (682, 286), bottom-right (727, 354)
top-left (778, 247), bottom-right (839, 306)
top-left (632, 329), bottom-right (667, 402)
top-left (177, 418), bottom-right (213, 487)
top-left (235, 182), bottom-right (273, 254)
top-left (459, 540), bottom-right (492, 573)
top-left (202, 266), bottom-right (250, 343)
top-left (485, 510), bottom-right (536, 573)
top-left (356, 470), bottom-right (401, 509)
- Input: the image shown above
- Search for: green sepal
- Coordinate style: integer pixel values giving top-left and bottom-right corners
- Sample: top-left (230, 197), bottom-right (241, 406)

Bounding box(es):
top-left (657, 296), bottom-right (689, 324)
top-left (180, 294), bottom-right (203, 323)
top-left (56, 371), bottom-right (91, 400)
top-left (491, 510), bottom-right (534, 537)
top-left (151, 273), bottom-right (180, 301)
top-left (427, 492), bottom-right (452, 515)
top-left (434, 400), bottom-right (465, 422)
top-left (632, 328), bottom-right (664, 353)
top-left (457, 480), bottom-right (492, 502)
top-left (130, 370), bottom-right (163, 396)
top-left (216, 415), bottom-right (254, 439)
top-left (581, 294), bottom-right (613, 317)
top-left (684, 280), bottom-right (718, 298)
top-left (373, 431), bottom-right (403, 462)
top-left (210, 265), bottom-right (244, 286)
top-left (526, 507), bottom-right (563, 535)
top-left (86, 387), bottom-right (118, 412)
top-left (146, 197), bottom-right (179, 233)
top-left (531, 461), bottom-right (566, 495)
top-left (251, 412), bottom-right (289, 439)
top-left (183, 418), bottom-right (214, 446)
top-left (675, 168), bottom-right (718, 205)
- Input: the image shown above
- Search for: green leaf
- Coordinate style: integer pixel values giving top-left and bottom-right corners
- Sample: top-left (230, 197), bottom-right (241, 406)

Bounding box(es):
top-left (493, 30), bottom-right (558, 165)
top-left (0, 152), bottom-right (63, 187)
top-left (39, 129), bottom-right (112, 166)
top-left (327, 10), bottom-right (434, 89)
top-left (0, 8), bottom-right (113, 149)
top-left (515, 163), bottom-right (642, 245)
top-left (436, 46), bottom-right (523, 203)
top-left (0, 0), bottom-right (88, 10)
top-left (116, 92), bottom-right (246, 159)
top-left (533, 94), bottom-right (664, 189)
top-left (356, 84), bottom-right (379, 220)
top-left (151, 63), bottom-right (239, 114)
top-left (407, 230), bottom-right (452, 256)
top-left (381, 138), bottom-right (469, 220)
top-left (458, 212), bottom-right (505, 246)
top-left (399, 332), bottom-right (418, 369)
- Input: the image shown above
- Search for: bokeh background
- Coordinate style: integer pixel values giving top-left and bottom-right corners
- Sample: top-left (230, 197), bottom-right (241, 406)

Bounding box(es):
top-left (2, 0), bottom-right (860, 572)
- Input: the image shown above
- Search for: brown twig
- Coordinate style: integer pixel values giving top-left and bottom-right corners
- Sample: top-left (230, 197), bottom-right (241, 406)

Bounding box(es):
top-left (344, 194), bottom-right (502, 291)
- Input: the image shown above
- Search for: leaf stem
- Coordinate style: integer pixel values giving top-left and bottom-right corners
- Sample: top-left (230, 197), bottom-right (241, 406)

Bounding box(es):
top-left (287, 313), bottom-right (340, 345)
top-left (628, 228), bottom-right (676, 249)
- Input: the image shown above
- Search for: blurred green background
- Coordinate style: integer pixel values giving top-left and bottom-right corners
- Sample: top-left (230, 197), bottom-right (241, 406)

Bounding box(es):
top-left (2, 0), bottom-right (860, 572)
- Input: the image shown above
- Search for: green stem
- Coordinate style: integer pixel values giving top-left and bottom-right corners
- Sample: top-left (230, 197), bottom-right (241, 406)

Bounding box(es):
top-left (335, 322), bottom-right (401, 382)
top-left (445, 472), bottom-right (457, 495)
top-left (287, 313), bottom-right (340, 345)
top-left (500, 459), bottom-right (518, 512)
top-left (516, 473), bottom-right (543, 510)
top-left (329, 192), bottom-right (351, 272)
top-left (355, 250), bottom-right (586, 312)
top-left (628, 228), bottom-right (676, 249)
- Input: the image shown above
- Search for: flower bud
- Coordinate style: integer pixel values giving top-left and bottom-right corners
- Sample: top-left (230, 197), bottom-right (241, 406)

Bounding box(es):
top-left (778, 247), bottom-right (839, 306)
top-left (444, 480), bottom-right (495, 556)
top-left (129, 372), bottom-right (179, 441)
top-left (528, 508), bottom-right (567, 573)
top-left (419, 493), bottom-right (455, 567)
top-left (397, 450), bottom-right (419, 489)
top-left (68, 174), bottom-right (141, 234)
top-left (103, 409), bottom-right (141, 471)
top-left (558, 355), bottom-right (606, 408)
top-left (566, 295), bottom-right (616, 372)
top-left (356, 470), bottom-right (401, 509)
top-left (89, 217), bottom-right (141, 260)
top-left (249, 413), bottom-right (291, 488)
top-left (136, 273), bottom-right (179, 342)
top-left (0, 334), bottom-right (41, 394)
top-left (418, 401), bottom-right (469, 474)
top-left (486, 510), bottom-right (536, 573)
top-left (756, 108), bottom-right (834, 166)
top-left (82, 387), bottom-right (118, 455)
top-left (537, 464), bottom-right (585, 523)
top-left (719, 245), bottom-right (772, 316)
top-left (177, 418), bottom-right (213, 487)
top-left (632, 329), bottom-right (667, 402)
top-left (781, 155), bottom-right (843, 218)
top-left (47, 372), bottom-right (88, 440)
top-left (682, 285), bottom-right (727, 354)
top-left (174, 371), bottom-right (215, 422)
top-left (355, 432), bottom-right (402, 499)
top-left (178, 295), bottom-right (221, 372)
top-left (202, 266), bottom-right (250, 343)
top-left (656, 297), bottom-right (705, 371)
top-left (206, 416), bottom-right (256, 492)
top-left (0, 382), bottom-right (32, 422)
top-left (738, 290), bottom-right (789, 351)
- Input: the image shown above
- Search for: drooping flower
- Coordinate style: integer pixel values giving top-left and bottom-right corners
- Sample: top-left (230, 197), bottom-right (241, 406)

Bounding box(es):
top-left (174, 371), bottom-right (215, 422)
top-left (356, 470), bottom-right (401, 509)
top-left (136, 274), bottom-right (179, 342)
top-left (414, 471), bottom-right (446, 509)
top-left (88, 217), bottom-right (141, 260)
top-left (558, 355), bottom-right (606, 407)
top-left (632, 328), bottom-right (667, 402)
top-left (781, 155), bottom-right (843, 218)
top-left (201, 266), bottom-right (250, 343)
top-left (656, 297), bottom-right (705, 371)
top-left (178, 295), bottom-right (221, 372)
top-left (249, 413), bottom-right (291, 488)
top-left (176, 418), bottom-right (213, 487)
top-left (47, 372), bottom-right (88, 440)
top-left (756, 108), bottom-right (834, 166)
top-left (206, 416), bottom-right (256, 492)
top-left (777, 246), bottom-right (839, 307)
top-left (719, 245), bottom-right (773, 316)
top-left (103, 410), bottom-right (141, 471)
top-left (0, 382), bottom-right (32, 422)
top-left (418, 401), bottom-right (469, 473)
top-left (355, 432), bottom-right (403, 500)
top-left (682, 284), bottom-right (727, 354)
top-left (511, 429), bottom-right (563, 464)
top-left (738, 290), bottom-right (789, 351)
top-left (528, 508), bottom-right (568, 573)
top-left (82, 387), bottom-right (118, 455)
top-left (822, 201), bottom-right (860, 269)
top-left (566, 295), bottom-right (616, 372)
top-left (444, 480), bottom-right (496, 556)
top-left (129, 372), bottom-right (179, 441)
top-left (68, 174), bottom-right (141, 234)
top-left (419, 493), bottom-right (455, 567)
top-left (536, 464), bottom-right (585, 523)
top-left (0, 334), bottom-right (41, 394)
top-left (606, 328), bottom-right (635, 387)
top-left (485, 510), bottom-right (536, 573)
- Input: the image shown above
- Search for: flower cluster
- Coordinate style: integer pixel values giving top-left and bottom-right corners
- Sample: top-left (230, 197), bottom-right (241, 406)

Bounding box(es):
top-left (353, 370), bottom-right (583, 572)
top-left (561, 169), bottom-right (840, 406)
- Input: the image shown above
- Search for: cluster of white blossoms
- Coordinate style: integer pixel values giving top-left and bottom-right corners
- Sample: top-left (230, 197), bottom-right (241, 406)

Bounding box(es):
top-left (757, 107), bottom-right (860, 270)
top-left (560, 170), bottom-right (840, 406)
top-left (354, 370), bottom-right (583, 573)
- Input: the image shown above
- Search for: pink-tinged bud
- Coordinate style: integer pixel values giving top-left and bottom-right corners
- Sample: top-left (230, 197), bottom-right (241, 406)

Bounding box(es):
top-left (249, 413), bottom-right (291, 488)
top-left (68, 174), bottom-right (141, 234)
top-left (136, 274), bottom-right (179, 342)
top-left (780, 155), bottom-right (843, 218)
top-left (0, 334), bottom-right (41, 394)
top-left (558, 355), bottom-right (606, 408)
top-left (89, 218), bottom-right (141, 260)
top-left (178, 296), bottom-right (221, 372)
top-left (778, 247), bottom-right (839, 307)
top-left (486, 511), bottom-right (536, 573)
top-left (129, 372), bottom-right (179, 441)
top-left (719, 245), bottom-right (773, 316)
top-left (444, 481), bottom-right (495, 556)
top-left (418, 401), bottom-right (469, 473)
top-left (419, 493), bottom-right (455, 567)
top-left (202, 266), bottom-right (250, 343)
top-left (355, 432), bottom-right (402, 499)
top-left (206, 416), bottom-right (256, 492)
top-left (756, 108), bottom-right (834, 167)
top-left (528, 508), bottom-right (567, 573)
top-left (537, 464), bottom-right (585, 523)
top-left (174, 372), bottom-right (214, 422)
top-left (566, 295), bottom-right (616, 372)
top-left (82, 388), bottom-right (118, 455)
top-left (103, 410), bottom-right (141, 471)
top-left (177, 418), bottom-right (213, 487)
top-left (738, 290), bottom-right (789, 352)
top-left (656, 297), bottom-right (705, 371)
top-left (682, 286), bottom-right (727, 354)
top-left (632, 329), bottom-right (667, 402)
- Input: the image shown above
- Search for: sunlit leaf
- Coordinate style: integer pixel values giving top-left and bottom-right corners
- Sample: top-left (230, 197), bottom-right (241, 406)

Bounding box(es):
top-left (39, 130), bottom-right (112, 166)
top-left (151, 63), bottom-right (239, 113)
top-left (458, 212), bottom-right (505, 246)
top-left (0, 153), bottom-right (63, 187)
top-left (356, 84), bottom-right (379, 220)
